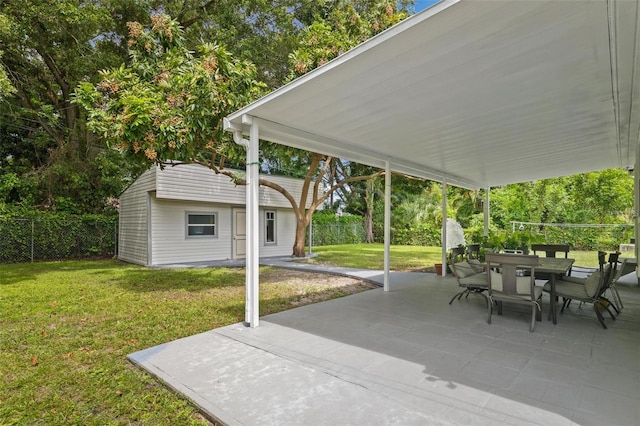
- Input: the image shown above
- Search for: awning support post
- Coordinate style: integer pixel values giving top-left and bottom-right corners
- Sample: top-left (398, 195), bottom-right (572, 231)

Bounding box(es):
top-left (484, 187), bottom-right (490, 237)
top-left (383, 161), bottom-right (391, 291)
top-left (442, 178), bottom-right (448, 276)
top-left (635, 147), bottom-right (639, 281)
top-left (247, 122), bottom-right (260, 327)
top-left (233, 119), bottom-right (260, 328)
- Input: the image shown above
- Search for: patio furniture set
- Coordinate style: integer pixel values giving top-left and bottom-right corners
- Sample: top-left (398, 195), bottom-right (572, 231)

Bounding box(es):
top-left (449, 244), bottom-right (627, 332)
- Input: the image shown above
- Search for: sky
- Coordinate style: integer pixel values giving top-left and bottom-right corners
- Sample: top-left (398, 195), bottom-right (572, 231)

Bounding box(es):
top-left (414, 0), bottom-right (441, 12)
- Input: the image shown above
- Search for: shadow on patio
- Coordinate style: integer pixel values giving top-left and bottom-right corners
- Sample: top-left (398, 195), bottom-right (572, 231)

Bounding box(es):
top-left (129, 272), bottom-right (640, 426)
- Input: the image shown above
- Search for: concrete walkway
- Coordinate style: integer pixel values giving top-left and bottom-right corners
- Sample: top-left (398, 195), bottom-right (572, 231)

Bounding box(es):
top-left (154, 255), bottom-right (429, 287)
top-left (129, 263), bottom-right (640, 426)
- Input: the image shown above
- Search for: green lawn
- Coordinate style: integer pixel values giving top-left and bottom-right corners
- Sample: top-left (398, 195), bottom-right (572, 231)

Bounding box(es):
top-left (0, 260), bottom-right (371, 425)
top-left (306, 244), bottom-right (601, 270)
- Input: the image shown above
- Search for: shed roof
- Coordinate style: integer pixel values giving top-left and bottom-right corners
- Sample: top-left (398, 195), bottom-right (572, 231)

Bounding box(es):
top-left (225, 0), bottom-right (640, 189)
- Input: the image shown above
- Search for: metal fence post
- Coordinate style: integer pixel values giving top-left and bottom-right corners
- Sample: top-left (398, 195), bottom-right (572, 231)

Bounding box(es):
top-left (31, 219), bottom-right (34, 263)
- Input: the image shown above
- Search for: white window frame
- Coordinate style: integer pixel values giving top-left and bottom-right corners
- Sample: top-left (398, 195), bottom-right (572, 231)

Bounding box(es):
top-left (264, 210), bottom-right (276, 245)
top-left (186, 211), bottom-right (218, 238)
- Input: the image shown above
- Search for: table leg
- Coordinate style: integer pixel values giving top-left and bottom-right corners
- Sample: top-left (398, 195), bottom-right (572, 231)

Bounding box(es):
top-left (550, 273), bottom-right (557, 324)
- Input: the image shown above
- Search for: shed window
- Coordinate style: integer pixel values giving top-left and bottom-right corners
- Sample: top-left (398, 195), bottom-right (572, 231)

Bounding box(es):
top-left (265, 210), bottom-right (276, 244)
top-left (186, 212), bottom-right (217, 238)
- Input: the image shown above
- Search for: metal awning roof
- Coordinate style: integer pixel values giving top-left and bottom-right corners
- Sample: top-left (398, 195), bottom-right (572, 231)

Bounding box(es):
top-left (225, 0), bottom-right (640, 190)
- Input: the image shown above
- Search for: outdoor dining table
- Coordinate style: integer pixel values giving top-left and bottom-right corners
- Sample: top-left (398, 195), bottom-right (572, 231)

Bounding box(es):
top-left (523, 257), bottom-right (575, 324)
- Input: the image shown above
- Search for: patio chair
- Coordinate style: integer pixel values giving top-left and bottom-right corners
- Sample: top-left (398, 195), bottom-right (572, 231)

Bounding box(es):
top-left (561, 251), bottom-right (606, 284)
top-left (448, 260), bottom-right (487, 304)
top-left (608, 257), bottom-right (634, 310)
top-left (449, 246), bottom-right (466, 264)
top-left (531, 244), bottom-right (570, 258)
top-left (466, 244), bottom-right (481, 261)
top-left (485, 253), bottom-right (543, 332)
top-left (543, 252), bottom-right (619, 329)
top-left (531, 244), bottom-right (571, 278)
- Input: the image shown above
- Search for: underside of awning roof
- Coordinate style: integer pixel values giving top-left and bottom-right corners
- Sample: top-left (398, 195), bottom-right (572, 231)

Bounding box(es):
top-left (225, 0), bottom-right (640, 190)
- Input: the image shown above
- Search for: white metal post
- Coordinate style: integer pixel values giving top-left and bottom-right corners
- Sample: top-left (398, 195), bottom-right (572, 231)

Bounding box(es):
top-left (247, 122), bottom-right (260, 327)
top-left (383, 161), bottom-right (391, 291)
top-left (484, 187), bottom-right (490, 237)
top-left (308, 218), bottom-right (313, 256)
top-left (635, 146), bottom-right (639, 281)
top-left (442, 178), bottom-right (447, 277)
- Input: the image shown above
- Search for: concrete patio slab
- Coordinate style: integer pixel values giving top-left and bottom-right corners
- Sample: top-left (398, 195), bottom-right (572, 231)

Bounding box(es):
top-left (129, 271), bottom-right (640, 426)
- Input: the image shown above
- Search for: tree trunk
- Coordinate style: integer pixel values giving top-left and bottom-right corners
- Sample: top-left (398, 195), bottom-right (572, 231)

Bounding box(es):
top-left (292, 215), bottom-right (308, 257)
top-left (363, 178), bottom-right (376, 243)
top-left (364, 209), bottom-right (374, 243)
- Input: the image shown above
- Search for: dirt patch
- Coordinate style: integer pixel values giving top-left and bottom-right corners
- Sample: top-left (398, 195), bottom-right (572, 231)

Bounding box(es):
top-left (260, 268), bottom-right (378, 303)
top-left (261, 268), bottom-right (378, 288)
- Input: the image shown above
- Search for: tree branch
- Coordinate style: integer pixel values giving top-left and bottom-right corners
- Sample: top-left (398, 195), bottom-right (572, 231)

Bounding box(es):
top-left (311, 169), bottom-right (386, 212)
top-left (178, 0), bottom-right (218, 28)
top-left (312, 155), bottom-right (333, 204)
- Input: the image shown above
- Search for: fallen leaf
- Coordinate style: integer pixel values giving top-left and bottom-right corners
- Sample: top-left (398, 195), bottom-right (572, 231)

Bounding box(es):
top-left (31, 356), bottom-right (39, 367)
top-left (129, 339), bottom-right (138, 344)
top-left (115, 390), bottom-right (123, 397)
top-left (41, 330), bottom-right (47, 337)
top-left (62, 352), bottom-right (75, 359)
top-left (50, 301), bottom-right (57, 307)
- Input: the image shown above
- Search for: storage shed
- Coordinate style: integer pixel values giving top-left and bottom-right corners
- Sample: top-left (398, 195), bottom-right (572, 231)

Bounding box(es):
top-left (118, 163), bottom-right (314, 266)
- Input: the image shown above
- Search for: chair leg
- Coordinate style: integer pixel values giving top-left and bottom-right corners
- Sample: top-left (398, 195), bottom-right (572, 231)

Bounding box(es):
top-left (606, 306), bottom-right (617, 320)
top-left (448, 290), bottom-right (465, 304)
top-left (598, 298), bottom-right (617, 319)
top-left (530, 304), bottom-right (537, 332)
top-left (487, 298), bottom-right (492, 324)
top-left (605, 297), bottom-right (620, 315)
top-left (611, 285), bottom-right (624, 310)
top-left (593, 305), bottom-right (608, 329)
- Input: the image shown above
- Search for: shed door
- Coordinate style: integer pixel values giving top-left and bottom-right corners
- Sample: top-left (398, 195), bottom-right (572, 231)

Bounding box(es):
top-left (233, 208), bottom-right (246, 259)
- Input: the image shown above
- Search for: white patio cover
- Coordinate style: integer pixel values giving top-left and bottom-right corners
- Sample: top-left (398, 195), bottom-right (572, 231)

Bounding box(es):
top-left (224, 0), bottom-right (640, 326)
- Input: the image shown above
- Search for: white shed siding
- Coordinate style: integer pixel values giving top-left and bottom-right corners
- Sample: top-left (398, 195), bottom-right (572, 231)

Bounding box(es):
top-left (156, 164), bottom-right (245, 205)
top-left (118, 169), bottom-right (155, 265)
top-left (150, 196), bottom-right (233, 265)
top-left (259, 208), bottom-right (297, 257)
top-left (118, 164), bottom-right (313, 265)
top-left (154, 163), bottom-right (318, 209)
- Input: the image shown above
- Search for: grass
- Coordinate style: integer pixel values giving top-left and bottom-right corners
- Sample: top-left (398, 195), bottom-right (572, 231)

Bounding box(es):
top-left (306, 244), bottom-right (602, 270)
top-left (0, 260), bottom-right (372, 425)
top-left (305, 244), bottom-right (443, 271)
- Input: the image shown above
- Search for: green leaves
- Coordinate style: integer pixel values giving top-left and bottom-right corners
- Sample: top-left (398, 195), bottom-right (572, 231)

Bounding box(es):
top-left (74, 14), bottom-right (265, 169)
top-left (287, 1), bottom-right (409, 80)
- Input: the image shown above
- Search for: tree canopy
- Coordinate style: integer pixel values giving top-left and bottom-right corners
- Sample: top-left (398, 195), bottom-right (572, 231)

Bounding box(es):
top-left (74, 14), bottom-right (265, 173)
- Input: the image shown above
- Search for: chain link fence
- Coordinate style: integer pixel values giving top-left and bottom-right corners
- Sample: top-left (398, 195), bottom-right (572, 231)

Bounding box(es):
top-left (311, 221), bottom-right (366, 246)
top-left (0, 216), bottom-right (118, 263)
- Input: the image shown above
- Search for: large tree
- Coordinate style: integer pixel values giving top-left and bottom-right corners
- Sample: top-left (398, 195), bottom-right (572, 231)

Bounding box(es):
top-left (0, 13), bottom-right (14, 99)
top-left (0, 0), bottom-right (152, 211)
top-left (0, 0), bottom-right (305, 211)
